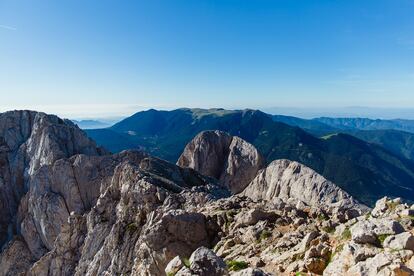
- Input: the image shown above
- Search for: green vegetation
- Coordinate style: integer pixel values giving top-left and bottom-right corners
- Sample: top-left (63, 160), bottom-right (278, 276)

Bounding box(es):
top-left (226, 260), bottom-right (248, 271)
top-left (258, 230), bottom-right (272, 242)
top-left (166, 272), bottom-right (175, 276)
top-left (87, 108), bottom-right (414, 206)
top-left (317, 214), bottom-right (328, 221)
top-left (182, 257), bottom-right (191, 268)
top-left (126, 222), bottom-right (138, 232)
top-left (331, 243), bottom-right (345, 259)
top-left (377, 234), bottom-right (390, 246)
top-left (341, 227), bottom-right (352, 240)
top-left (386, 201), bottom-right (398, 211)
top-left (322, 226), bottom-right (335, 234)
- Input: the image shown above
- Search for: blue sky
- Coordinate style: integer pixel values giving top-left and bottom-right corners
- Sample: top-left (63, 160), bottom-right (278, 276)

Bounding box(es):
top-left (1, 0), bottom-right (414, 118)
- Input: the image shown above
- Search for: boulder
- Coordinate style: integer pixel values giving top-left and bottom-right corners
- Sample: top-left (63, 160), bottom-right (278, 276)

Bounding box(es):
top-left (165, 256), bottom-right (184, 275)
top-left (188, 247), bottom-right (229, 276)
top-left (231, 268), bottom-right (272, 275)
top-left (383, 232), bottom-right (414, 251)
top-left (351, 220), bottom-right (377, 245)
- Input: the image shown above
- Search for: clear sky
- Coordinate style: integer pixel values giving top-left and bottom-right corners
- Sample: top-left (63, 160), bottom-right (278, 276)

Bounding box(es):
top-left (1, 0), bottom-right (414, 118)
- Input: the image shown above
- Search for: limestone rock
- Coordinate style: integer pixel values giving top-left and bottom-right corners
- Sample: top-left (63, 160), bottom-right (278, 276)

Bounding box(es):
top-left (177, 130), bottom-right (265, 194)
top-left (351, 220), bottom-right (378, 245)
top-left (0, 236), bottom-right (35, 276)
top-left (231, 268), bottom-right (272, 275)
top-left (384, 232), bottom-right (414, 251)
top-left (0, 110), bottom-right (104, 248)
top-left (165, 256), bottom-right (184, 275)
top-left (188, 247), bottom-right (228, 276)
top-left (243, 159), bottom-right (365, 210)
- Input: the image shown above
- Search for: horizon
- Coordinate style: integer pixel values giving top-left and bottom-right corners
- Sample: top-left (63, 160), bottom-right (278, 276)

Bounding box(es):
top-left (3, 105), bottom-right (414, 121)
top-left (1, 0), bottom-right (414, 117)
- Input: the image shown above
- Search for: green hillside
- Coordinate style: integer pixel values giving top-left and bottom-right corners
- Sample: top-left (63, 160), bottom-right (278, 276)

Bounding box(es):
top-left (87, 108), bottom-right (414, 206)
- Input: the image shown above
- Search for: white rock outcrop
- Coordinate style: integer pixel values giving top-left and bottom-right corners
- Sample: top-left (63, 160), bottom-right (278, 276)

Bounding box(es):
top-left (177, 130), bottom-right (265, 194)
top-left (242, 159), bottom-right (364, 210)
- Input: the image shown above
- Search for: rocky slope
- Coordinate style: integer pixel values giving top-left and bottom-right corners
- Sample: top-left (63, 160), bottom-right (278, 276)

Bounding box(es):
top-left (164, 196), bottom-right (414, 275)
top-left (0, 110), bottom-right (104, 248)
top-left (243, 159), bottom-right (363, 210)
top-left (0, 110), bottom-right (410, 276)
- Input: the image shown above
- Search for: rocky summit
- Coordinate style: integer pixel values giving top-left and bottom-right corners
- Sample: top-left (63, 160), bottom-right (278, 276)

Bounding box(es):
top-left (0, 111), bottom-right (413, 276)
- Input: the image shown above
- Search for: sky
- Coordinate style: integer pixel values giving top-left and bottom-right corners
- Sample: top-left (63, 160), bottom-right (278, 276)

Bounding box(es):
top-left (1, 0), bottom-right (414, 119)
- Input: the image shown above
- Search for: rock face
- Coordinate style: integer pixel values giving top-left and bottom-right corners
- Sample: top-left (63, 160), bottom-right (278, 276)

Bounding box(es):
top-left (1, 112), bottom-right (409, 276)
top-left (0, 111), bottom-right (231, 275)
top-left (0, 110), bottom-right (104, 248)
top-left (177, 130), bottom-right (265, 194)
top-left (243, 159), bottom-right (364, 210)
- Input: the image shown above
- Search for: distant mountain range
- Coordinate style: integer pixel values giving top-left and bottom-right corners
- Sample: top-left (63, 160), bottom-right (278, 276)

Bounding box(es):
top-left (272, 115), bottom-right (414, 161)
top-left (86, 108), bottom-right (414, 205)
top-left (72, 119), bottom-right (113, 129)
top-left (314, 117), bottom-right (414, 133)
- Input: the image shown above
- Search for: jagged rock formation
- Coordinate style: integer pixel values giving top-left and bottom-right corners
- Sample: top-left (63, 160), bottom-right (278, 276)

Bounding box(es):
top-left (26, 156), bottom-right (226, 276)
top-left (0, 110), bottom-right (104, 248)
top-left (0, 110), bottom-right (229, 275)
top-left (179, 131), bottom-right (363, 211)
top-left (1, 111), bottom-right (410, 276)
top-left (324, 197), bottom-right (414, 275)
top-left (243, 159), bottom-right (365, 210)
top-left (178, 130), bottom-right (265, 194)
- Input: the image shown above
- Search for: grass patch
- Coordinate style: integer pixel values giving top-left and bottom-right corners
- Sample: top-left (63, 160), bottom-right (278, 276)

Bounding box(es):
top-left (403, 215), bottom-right (414, 221)
top-left (167, 272), bottom-right (175, 276)
top-left (341, 227), bottom-right (352, 240)
top-left (387, 201), bottom-right (398, 211)
top-left (126, 222), bottom-right (138, 232)
top-left (317, 214), bottom-right (328, 221)
top-left (328, 244), bottom-right (344, 264)
top-left (258, 230), bottom-right (272, 242)
top-left (377, 234), bottom-right (390, 246)
top-left (226, 260), bottom-right (248, 271)
top-left (323, 226), bottom-right (335, 234)
top-left (182, 257), bottom-right (191, 268)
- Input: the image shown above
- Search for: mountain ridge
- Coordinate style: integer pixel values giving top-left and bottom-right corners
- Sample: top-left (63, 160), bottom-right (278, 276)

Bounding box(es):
top-left (87, 108), bottom-right (414, 205)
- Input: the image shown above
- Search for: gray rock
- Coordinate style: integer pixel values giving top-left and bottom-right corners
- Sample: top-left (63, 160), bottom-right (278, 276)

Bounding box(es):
top-left (231, 268), bottom-right (272, 276)
top-left (383, 232), bottom-right (414, 251)
top-left (351, 220), bottom-right (378, 245)
top-left (188, 247), bottom-right (229, 276)
top-left (242, 159), bottom-right (366, 210)
top-left (371, 197), bottom-right (390, 218)
top-left (0, 111), bottom-right (104, 248)
top-left (372, 219), bottom-right (404, 236)
top-left (234, 208), bottom-right (277, 228)
top-left (177, 130), bottom-right (265, 194)
top-left (165, 256), bottom-right (184, 275)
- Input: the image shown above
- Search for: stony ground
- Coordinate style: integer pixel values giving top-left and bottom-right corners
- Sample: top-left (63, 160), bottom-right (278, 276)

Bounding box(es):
top-left (1, 112), bottom-right (414, 276)
top-left (166, 196), bottom-right (414, 275)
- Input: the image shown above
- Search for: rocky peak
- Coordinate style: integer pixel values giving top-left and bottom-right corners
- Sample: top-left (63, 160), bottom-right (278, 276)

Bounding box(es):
top-left (177, 130), bottom-right (265, 194)
top-left (0, 110), bottom-right (104, 247)
top-left (1, 114), bottom-right (410, 276)
top-left (243, 159), bottom-right (366, 211)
